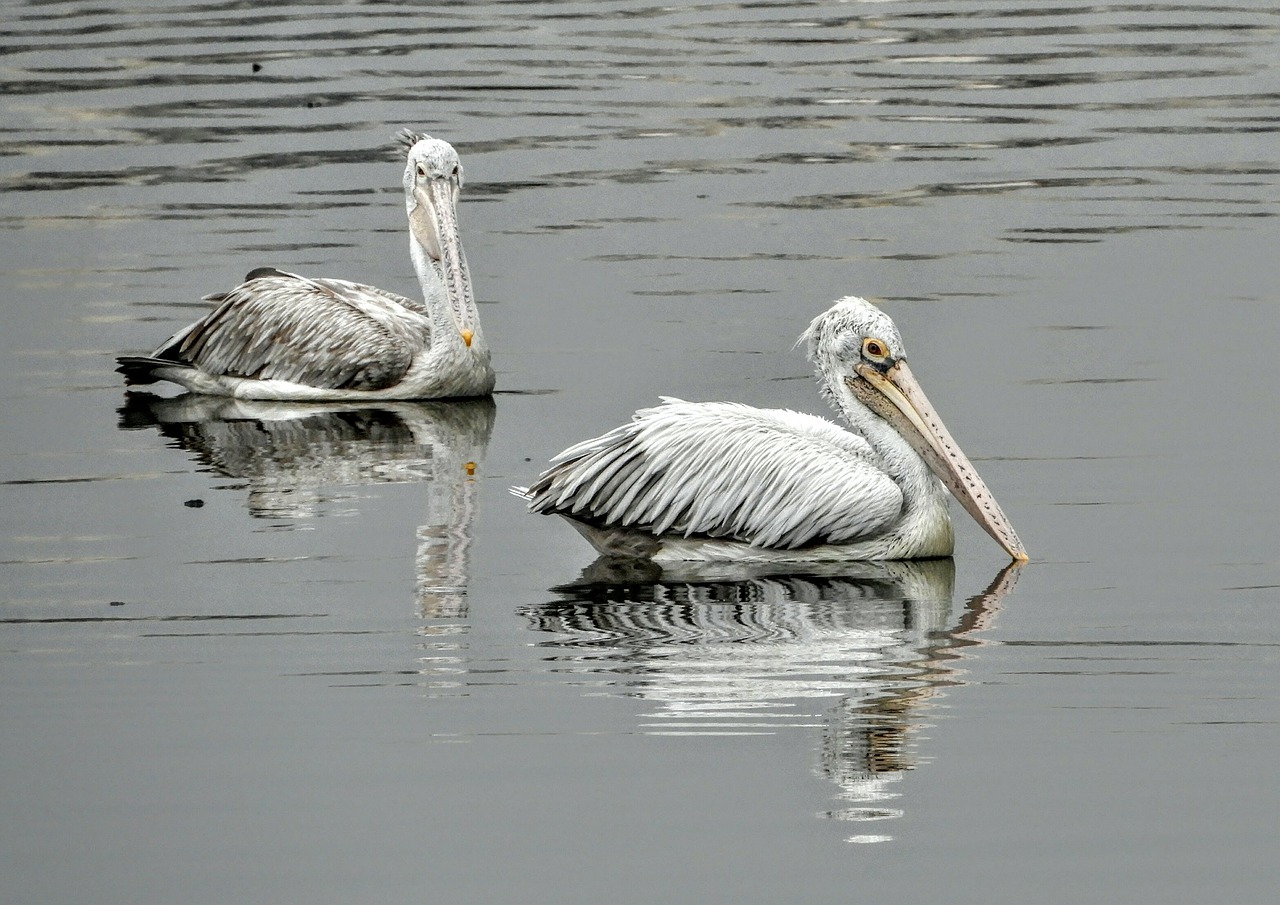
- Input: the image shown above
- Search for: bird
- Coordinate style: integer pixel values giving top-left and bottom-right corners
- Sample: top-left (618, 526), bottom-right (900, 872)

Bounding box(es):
top-left (517, 295), bottom-right (1027, 563)
top-left (116, 130), bottom-right (494, 401)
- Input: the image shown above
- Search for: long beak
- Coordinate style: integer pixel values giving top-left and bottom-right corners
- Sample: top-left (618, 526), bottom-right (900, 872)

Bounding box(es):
top-left (411, 179), bottom-right (476, 346)
top-left (853, 360), bottom-right (1028, 562)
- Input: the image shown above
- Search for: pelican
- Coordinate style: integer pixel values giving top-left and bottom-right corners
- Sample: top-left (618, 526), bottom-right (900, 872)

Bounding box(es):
top-left (517, 296), bottom-right (1027, 563)
top-left (116, 130), bottom-right (494, 400)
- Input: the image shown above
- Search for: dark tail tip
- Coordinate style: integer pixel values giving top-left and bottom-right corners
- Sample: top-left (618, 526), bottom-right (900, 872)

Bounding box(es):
top-left (243, 266), bottom-right (290, 282)
top-left (115, 356), bottom-right (168, 386)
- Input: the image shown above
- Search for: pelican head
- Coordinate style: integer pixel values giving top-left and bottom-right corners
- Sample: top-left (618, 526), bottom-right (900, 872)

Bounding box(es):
top-left (804, 296), bottom-right (1028, 562)
top-left (398, 130), bottom-right (477, 348)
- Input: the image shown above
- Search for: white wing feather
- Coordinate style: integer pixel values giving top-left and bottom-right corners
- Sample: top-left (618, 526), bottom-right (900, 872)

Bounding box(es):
top-left (155, 271), bottom-right (431, 391)
top-left (527, 398), bottom-right (905, 549)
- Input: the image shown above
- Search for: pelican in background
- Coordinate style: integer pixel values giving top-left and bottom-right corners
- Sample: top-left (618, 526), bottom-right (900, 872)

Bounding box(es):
top-left (518, 296), bottom-right (1027, 563)
top-left (116, 130), bottom-right (494, 400)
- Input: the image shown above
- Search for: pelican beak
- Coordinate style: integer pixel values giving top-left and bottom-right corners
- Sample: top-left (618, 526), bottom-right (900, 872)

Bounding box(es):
top-left (410, 177), bottom-right (478, 348)
top-left (852, 360), bottom-right (1028, 562)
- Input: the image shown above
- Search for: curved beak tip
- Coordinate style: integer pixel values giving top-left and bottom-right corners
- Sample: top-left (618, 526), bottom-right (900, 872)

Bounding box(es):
top-left (461, 329), bottom-right (474, 347)
top-left (856, 361), bottom-right (1028, 564)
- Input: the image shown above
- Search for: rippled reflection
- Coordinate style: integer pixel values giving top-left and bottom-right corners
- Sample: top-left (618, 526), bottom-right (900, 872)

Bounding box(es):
top-left (1, 0), bottom-right (1274, 894)
top-left (118, 393), bottom-right (494, 616)
top-left (523, 559), bottom-right (1020, 841)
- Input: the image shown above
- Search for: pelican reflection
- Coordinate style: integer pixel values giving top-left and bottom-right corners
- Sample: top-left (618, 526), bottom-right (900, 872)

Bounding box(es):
top-left (118, 393), bottom-right (494, 617)
top-left (522, 558), bottom-right (1020, 842)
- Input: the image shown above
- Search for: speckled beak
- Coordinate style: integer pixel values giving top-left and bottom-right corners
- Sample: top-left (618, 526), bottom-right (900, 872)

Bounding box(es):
top-left (853, 360), bottom-right (1028, 562)
top-left (411, 177), bottom-right (477, 347)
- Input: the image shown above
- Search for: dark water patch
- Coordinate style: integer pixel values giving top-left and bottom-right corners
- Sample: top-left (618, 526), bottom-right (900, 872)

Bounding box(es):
top-left (140, 629), bottom-right (389, 638)
top-left (757, 135), bottom-right (1105, 167)
top-left (1, 612), bottom-right (323, 625)
top-left (3, 146), bottom-right (396, 192)
top-left (1001, 639), bottom-right (1280, 649)
top-left (589, 252), bottom-right (836, 263)
top-left (1, 555), bottom-right (142, 566)
top-left (1108, 122), bottom-right (1280, 135)
top-left (1004, 224), bottom-right (1196, 242)
top-left (1026, 376), bottom-right (1158, 385)
top-left (768, 175), bottom-right (1151, 211)
top-left (4, 474), bottom-right (156, 486)
top-left (184, 555), bottom-right (343, 565)
top-left (226, 241), bottom-right (356, 254)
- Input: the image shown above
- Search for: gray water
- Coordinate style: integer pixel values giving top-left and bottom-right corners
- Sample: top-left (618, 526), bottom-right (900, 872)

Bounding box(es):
top-left (3, 2), bottom-right (1279, 902)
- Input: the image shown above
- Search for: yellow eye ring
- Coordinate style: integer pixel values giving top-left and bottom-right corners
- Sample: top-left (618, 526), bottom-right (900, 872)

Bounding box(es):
top-left (862, 337), bottom-right (889, 361)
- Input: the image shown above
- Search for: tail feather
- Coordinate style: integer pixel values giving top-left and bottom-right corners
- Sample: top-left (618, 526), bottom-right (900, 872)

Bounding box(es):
top-left (116, 355), bottom-right (181, 386)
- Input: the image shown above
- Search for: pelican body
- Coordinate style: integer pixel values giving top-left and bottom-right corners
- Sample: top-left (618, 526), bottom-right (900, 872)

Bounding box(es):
top-left (520, 296), bottom-right (1027, 563)
top-left (117, 131), bottom-right (494, 400)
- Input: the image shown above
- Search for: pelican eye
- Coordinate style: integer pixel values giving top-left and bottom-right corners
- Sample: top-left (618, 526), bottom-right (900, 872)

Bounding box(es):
top-left (416, 164), bottom-right (426, 178)
top-left (862, 337), bottom-right (890, 362)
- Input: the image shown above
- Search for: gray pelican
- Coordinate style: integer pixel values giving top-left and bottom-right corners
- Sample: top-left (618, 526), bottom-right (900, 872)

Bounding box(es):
top-left (518, 296), bottom-right (1027, 563)
top-left (116, 131), bottom-right (494, 400)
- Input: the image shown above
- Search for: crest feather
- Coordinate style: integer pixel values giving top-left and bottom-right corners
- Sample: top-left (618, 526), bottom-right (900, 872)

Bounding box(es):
top-left (395, 128), bottom-right (430, 159)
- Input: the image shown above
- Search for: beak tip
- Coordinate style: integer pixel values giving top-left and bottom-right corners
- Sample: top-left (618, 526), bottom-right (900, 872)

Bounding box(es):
top-left (461, 329), bottom-right (473, 347)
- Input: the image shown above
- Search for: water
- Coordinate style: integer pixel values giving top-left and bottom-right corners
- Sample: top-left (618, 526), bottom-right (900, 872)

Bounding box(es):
top-left (3, 2), bottom-right (1279, 902)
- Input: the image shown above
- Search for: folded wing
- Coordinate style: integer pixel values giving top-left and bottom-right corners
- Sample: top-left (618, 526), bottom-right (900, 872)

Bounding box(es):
top-left (152, 270), bottom-right (431, 391)
top-left (526, 398), bottom-right (905, 549)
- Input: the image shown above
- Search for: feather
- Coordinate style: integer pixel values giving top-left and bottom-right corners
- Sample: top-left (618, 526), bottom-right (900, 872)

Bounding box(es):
top-left (149, 273), bottom-right (427, 391)
top-left (527, 399), bottom-right (902, 550)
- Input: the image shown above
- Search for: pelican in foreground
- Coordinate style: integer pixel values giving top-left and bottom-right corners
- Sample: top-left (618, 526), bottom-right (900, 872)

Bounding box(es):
top-left (518, 296), bottom-right (1027, 563)
top-left (116, 131), bottom-right (494, 400)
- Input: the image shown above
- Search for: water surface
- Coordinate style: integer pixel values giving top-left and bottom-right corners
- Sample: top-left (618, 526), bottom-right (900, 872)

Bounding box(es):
top-left (3, 3), bottom-right (1279, 903)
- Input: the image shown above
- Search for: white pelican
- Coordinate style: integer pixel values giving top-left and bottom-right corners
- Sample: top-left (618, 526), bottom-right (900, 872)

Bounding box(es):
top-left (518, 296), bottom-right (1027, 563)
top-left (116, 131), bottom-right (494, 400)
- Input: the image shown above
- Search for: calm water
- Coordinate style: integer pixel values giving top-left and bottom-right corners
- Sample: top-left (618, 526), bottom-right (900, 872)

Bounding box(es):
top-left (3, 2), bottom-right (1279, 902)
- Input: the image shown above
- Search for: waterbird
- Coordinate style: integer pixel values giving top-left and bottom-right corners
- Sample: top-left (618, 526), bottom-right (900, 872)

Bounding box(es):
top-left (116, 131), bottom-right (494, 400)
top-left (516, 296), bottom-right (1027, 563)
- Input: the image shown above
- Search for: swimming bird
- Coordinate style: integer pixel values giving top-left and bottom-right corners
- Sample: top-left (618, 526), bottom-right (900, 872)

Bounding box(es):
top-left (116, 130), bottom-right (494, 400)
top-left (517, 296), bottom-right (1027, 563)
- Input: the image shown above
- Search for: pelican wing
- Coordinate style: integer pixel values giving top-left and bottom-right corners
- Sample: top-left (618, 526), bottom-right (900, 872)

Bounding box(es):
top-left (527, 399), bottom-right (906, 549)
top-left (157, 271), bottom-right (431, 391)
